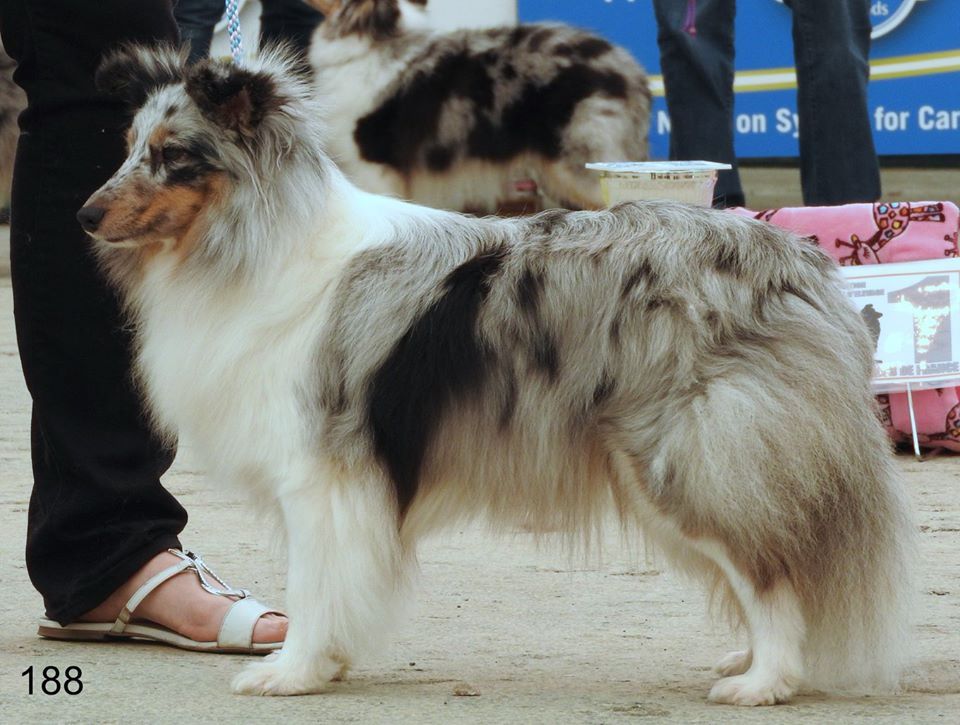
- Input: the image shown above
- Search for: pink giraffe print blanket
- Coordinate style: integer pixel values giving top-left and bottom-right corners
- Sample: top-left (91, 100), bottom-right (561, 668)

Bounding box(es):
top-left (731, 201), bottom-right (960, 452)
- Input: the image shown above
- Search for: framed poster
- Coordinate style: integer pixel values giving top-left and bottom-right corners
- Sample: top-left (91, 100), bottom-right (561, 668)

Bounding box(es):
top-left (841, 258), bottom-right (960, 392)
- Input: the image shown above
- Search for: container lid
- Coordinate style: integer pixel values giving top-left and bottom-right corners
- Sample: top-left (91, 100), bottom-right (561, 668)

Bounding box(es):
top-left (585, 161), bottom-right (733, 174)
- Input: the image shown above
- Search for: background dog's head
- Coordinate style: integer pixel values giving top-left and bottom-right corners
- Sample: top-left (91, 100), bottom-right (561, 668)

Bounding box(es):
top-left (78, 45), bottom-right (325, 250)
top-left (310, 0), bottom-right (429, 41)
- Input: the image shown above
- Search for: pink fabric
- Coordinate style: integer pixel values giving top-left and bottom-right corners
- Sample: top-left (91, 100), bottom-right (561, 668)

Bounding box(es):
top-left (730, 201), bottom-right (960, 451)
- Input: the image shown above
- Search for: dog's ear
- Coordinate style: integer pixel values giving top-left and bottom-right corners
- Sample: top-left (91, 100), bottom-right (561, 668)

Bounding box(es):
top-left (96, 44), bottom-right (186, 111)
top-left (185, 61), bottom-right (285, 139)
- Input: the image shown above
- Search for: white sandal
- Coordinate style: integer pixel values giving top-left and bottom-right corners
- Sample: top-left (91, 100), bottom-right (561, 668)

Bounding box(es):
top-left (38, 549), bottom-right (284, 654)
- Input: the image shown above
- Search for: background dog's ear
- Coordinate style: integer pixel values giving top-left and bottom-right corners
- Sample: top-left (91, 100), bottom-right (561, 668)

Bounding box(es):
top-left (185, 61), bottom-right (285, 139)
top-left (96, 44), bottom-right (186, 111)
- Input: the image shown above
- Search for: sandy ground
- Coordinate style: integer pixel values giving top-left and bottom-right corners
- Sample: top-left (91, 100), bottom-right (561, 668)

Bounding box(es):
top-left (1, 271), bottom-right (959, 724)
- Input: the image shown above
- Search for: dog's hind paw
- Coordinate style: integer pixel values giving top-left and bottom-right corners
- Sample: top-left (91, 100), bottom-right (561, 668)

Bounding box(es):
top-left (708, 673), bottom-right (797, 706)
top-left (713, 649), bottom-right (752, 677)
top-left (232, 656), bottom-right (340, 696)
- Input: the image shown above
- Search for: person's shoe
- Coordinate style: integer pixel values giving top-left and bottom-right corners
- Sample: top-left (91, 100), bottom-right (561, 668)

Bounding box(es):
top-left (37, 549), bottom-right (286, 654)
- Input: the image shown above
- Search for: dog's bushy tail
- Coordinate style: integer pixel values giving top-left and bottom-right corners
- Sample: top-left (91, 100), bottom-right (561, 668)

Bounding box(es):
top-left (685, 389), bottom-right (918, 694)
top-left (784, 265), bottom-right (919, 694)
top-left (799, 447), bottom-right (917, 694)
top-left (684, 379), bottom-right (918, 695)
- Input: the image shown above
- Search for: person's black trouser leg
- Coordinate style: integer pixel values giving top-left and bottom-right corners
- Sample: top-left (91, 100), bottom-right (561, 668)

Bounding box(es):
top-left (172, 0), bottom-right (224, 64)
top-left (259, 0), bottom-right (323, 57)
top-left (0, 0), bottom-right (186, 625)
top-left (653, 0), bottom-right (744, 207)
top-left (787, 0), bottom-right (881, 205)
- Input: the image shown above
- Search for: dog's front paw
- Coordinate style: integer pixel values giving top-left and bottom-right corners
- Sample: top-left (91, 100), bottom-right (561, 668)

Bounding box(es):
top-left (232, 656), bottom-right (340, 696)
top-left (708, 673), bottom-right (797, 706)
top-left (713, 649), bottom-right (752, 677)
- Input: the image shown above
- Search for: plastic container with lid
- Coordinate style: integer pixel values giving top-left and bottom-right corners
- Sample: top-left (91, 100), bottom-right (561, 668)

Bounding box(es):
top-left (585, 161), bottom-right (733, 207)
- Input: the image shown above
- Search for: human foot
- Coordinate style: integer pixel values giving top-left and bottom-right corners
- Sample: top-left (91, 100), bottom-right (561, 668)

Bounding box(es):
top-left (55, 550), bottom-right (287, 650)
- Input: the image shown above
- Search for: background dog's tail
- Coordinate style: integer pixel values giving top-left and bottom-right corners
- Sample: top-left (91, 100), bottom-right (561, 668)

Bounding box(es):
top-left (799, 450), bottom-right (917, 694)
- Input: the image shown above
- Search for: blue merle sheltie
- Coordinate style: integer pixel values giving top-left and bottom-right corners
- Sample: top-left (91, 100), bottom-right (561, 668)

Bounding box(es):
top-left (79, 46), bottom-right (916, 705)
top-left (304, 0), bottom-right (651, 212)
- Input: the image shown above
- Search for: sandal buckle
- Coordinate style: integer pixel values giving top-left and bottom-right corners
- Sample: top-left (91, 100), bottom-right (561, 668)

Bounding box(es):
top-left (167, 548), bottom-right (249, 599)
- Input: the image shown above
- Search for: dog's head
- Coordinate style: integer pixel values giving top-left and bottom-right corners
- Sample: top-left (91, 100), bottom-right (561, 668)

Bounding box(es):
top-left (310, 0), bottom-right (429, 41)
top-left (78, 45), bottom-right (321, 250)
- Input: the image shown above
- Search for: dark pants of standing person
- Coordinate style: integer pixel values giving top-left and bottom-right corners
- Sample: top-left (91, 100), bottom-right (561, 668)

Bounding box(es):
top-left (174, 0), bottom-right (323, 65)
top-left (0, 0), bottom-right (186, 625)
top-left (653, 0), bottom-right (881, 207)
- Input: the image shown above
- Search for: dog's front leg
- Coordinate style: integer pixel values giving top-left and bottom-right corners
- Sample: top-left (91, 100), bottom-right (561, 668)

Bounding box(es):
top-left (233, 463), bottom-right (407, 696)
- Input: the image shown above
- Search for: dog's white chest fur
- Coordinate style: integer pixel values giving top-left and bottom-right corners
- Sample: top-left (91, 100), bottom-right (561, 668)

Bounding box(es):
top-left (135, 263), bottom-right (330, 488)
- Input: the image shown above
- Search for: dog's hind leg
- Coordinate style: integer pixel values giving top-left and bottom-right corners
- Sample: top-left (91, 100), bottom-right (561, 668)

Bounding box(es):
top-left (233, 461), bottom-right (408, 696)
top-left (692, 540), bottom-right (805, 706)
top-left (612, 448), bottom-right (804, 705)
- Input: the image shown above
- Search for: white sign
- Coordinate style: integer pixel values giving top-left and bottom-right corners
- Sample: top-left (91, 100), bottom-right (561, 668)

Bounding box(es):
top-left (841, 258), bottom-right (960, 392)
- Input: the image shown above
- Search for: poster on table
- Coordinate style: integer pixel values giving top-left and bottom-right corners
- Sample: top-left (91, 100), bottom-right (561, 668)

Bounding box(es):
top-left (517, 0), bottom-right (960, 159)
top-left (841, 258), bottom-right (960, 393)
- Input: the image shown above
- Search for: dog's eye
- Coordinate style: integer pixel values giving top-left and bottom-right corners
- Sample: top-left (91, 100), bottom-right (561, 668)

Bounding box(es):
top-left (161, 146), bottom-right (187, 164)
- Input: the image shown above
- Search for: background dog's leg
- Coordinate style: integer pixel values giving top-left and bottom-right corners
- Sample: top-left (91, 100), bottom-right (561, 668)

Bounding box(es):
top-left (714, 648), bottom-right (752, 677)
top-left (537, 160), bottom-right (604, 210)
top-left (693, 540), bottom-right (805, 706)
top-left (233, 464), bottom-right (406, 696)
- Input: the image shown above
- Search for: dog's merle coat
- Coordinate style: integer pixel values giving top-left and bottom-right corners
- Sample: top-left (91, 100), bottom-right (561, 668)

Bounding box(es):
top-left (309, 0), bottom-right (650, 212)
top-left (84, 46), bottom-right (915, 704)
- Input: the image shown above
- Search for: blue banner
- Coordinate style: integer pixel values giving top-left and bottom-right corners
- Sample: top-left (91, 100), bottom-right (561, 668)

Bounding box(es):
top-left (518, 0), bottom-right (960, 158)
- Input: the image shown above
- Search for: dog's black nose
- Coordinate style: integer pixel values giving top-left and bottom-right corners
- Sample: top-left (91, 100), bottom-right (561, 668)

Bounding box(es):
top-left (76, 206), bottom-right (106, 232)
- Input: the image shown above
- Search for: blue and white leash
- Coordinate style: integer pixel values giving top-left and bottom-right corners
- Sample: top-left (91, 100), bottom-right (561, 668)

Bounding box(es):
top-left (224, 0), bottom-right (245, 64)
